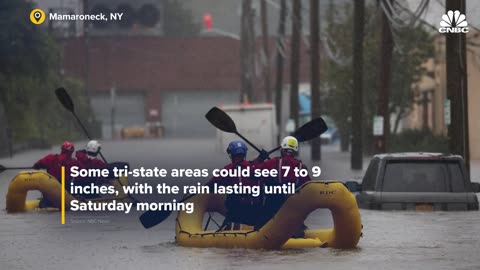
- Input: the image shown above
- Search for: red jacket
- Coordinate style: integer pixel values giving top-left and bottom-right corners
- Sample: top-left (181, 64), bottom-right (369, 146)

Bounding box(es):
top-left (33, 153), bottom-right (80, 184)
top-left (207, 159), bottom-right (262, 206)
top-left (253, 155), bottom-right (310, 186)
top-left (74, 150), bottom-right (108, 185)
top-left (75, 150), bottom-right (107, 168)
top-left (207, 159), bottom-right (258, 188)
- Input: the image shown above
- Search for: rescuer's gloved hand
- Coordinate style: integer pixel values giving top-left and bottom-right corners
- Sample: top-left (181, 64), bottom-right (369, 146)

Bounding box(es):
top-left (256, 149), bottom-right (270, 163)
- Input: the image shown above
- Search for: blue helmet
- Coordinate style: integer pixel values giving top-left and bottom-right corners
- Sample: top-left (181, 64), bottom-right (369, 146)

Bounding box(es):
top-left (226, 140), bottom-right (247, 159)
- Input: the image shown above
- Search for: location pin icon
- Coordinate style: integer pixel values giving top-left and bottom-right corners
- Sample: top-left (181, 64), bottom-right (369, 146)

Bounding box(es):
top-left (34, 11), bottom-right (41, 22)
top-left (30, 9), bottom-right (45, 24)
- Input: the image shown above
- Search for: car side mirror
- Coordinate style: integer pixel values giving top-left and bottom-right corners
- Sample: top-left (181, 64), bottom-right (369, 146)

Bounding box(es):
top-left (345, 181), bottom-right (362, 192)
top-left (471, 182), bottom-right (480, 193)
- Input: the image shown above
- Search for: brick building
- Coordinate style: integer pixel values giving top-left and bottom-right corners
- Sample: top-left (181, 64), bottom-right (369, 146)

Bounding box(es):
top-left (63, 36), bottom-right (312, 138)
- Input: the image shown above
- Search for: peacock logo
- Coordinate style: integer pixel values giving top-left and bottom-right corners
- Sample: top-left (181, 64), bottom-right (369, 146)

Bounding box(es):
top-left (439, 10), bottom-right (469, 33)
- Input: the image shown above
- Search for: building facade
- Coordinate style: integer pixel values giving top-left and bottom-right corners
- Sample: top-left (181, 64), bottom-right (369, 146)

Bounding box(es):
top-left (63, 36), bottom-right (312, 138)
top-left (406, 32), bottom-right (480, 160)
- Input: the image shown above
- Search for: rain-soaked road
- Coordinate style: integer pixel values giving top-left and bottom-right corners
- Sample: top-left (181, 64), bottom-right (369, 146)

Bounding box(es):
top-left (0, 139), bottom-right (479, 270)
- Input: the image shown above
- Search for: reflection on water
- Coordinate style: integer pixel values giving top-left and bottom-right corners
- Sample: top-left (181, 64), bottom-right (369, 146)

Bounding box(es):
top-left (2, 208), bottom-right (479, 270)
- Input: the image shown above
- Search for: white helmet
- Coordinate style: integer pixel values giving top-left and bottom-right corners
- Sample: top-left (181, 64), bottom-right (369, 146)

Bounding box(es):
top-left (281, 136), bottom-right (299, 152)
top-left (86, 140), bottom-right (101, 158)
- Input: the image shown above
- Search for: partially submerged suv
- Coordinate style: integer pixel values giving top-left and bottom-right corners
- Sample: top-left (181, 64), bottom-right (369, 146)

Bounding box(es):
top-left (347, 153), bottom-right (480, 211)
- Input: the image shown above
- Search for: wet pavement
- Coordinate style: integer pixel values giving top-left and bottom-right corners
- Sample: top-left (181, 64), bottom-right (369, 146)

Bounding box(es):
top-left (0, 139), bottom-right (479, 270)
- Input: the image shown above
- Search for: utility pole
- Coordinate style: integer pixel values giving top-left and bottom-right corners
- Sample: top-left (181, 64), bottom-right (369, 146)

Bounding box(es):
top-left (240, 0), bottom-right (248, 103)
top-left (274, 0), bottom-right (287, 143)
top-left (310, 0), bottom-right (321, 160)
top-left (445, 0), bottom-right (469, 171)
top-left (419, 91), bottom-right (431, 131)
top-left (110, 85), bottom-right (116, 139)
top-left (290, 0), bottom-right (301, 130)
top-left (260, 0), bottom-right (272, 102)
top-left (240, 0), bottom-right (255, 103)
top-left (351, 0), bottom-right (365, 169)
top-left (83, 0), bottom-right (90, 97)
top-left (0, 103), bottom-right (12, 157)
top-left (247, 2), bottom-right (256, 101)
top-left (374, 0), bottom-right (393, 154)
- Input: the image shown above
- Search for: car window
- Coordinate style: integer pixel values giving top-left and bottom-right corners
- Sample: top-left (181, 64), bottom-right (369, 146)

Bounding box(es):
top-left (362, 159), bottom-right (379, 191)
top-left (382, 161), bottom-right (450, 192)
top-left (448, 163), bottom-right (465, 192)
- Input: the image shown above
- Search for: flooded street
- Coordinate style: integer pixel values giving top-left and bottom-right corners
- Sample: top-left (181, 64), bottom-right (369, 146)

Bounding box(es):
top-left (1, 140), bottom-right (479, 270)
top-left (3, 0), bottom-right (480, 268)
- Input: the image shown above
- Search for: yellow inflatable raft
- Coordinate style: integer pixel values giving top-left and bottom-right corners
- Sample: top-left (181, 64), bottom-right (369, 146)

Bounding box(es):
top-left (176, 181), bottom-right (362, 249)
top-left (6, 171), bottom-right (130, 213)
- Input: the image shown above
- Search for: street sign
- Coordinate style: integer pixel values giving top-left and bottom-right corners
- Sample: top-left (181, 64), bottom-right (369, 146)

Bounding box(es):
top-left (444, 99), bottom-right (451, 126)
top-left (373, 116), bottom-right (384, 136)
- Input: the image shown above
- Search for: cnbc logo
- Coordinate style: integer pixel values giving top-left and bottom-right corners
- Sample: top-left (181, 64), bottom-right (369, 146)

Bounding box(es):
top-left (30, 9), bottom-right (46, 25)
top-left (438, 10), bottom-right (469, 33)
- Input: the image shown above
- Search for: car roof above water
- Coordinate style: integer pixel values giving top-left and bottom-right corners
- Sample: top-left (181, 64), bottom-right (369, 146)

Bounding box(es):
top-left (373, 152), bottom-right (463, 161)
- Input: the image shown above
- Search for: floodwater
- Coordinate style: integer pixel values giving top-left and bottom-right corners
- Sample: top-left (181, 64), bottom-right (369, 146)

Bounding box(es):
top-left (1, 140), bottom-right (479, 270)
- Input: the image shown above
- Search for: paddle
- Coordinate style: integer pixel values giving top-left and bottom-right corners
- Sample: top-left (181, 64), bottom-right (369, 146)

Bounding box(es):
top-left (140, 107), bottom-right (251, 228)
top-left (55, 87), bottom-right (140, 203)
top-left (205, 107), bottom-right (263, 153)
top-left (0, 165), bottom-right (33, 174)
top-left (139, 193), bottom-right (196, 229)
top-left (267, 117), bottom-right (328, 154)
top-left (139, 114), bottom-right (329, 229)
top-left (140, 107), bottom-right (259, 229)
top-left (55, 88), bottom-right (108, 163)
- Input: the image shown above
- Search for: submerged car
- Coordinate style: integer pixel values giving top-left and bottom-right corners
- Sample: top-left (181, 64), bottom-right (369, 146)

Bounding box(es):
top-left (346, 153), bottom-right (480, 211)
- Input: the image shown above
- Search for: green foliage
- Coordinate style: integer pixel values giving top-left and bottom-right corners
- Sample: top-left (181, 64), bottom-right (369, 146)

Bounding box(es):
top-left (321, 2), bottom-right (434, 153)
top-left (0, 71), bottom-right (93, 145)
top-left (163, 1), bottom-right (201, 37)
top-left (0, 0), bottom-right (96, 149)
top-left (388, 129), bottom-right (448, 153)
top-left (390, 24), bottom-right (434, 130)
top-left (0, 1), bottom-right (57, 76)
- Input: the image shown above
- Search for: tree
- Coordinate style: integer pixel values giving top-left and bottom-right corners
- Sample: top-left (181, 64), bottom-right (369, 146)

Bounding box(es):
top-left (0, 1), bottom-right (57, 77)
top-left (351, 0), bottom-right (365, 169)
top-left (322, 2), bottom-right (434, 154)
top-left (0, 0), bottom-right (95, 151)
top-left (389, 26), bottom-right (434, 134)
top-left (274, 0), bottom-right (287, 144)
top-left (289, 0), bottom-right (302, 129)
top-left (310, 0), bottom-right (321, 160)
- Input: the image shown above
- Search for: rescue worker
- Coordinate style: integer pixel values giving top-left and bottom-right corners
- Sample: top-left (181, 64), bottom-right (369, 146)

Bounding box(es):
top-left (207, 140), bottom-right (262, 230)
top-left (75, 140), bottom-right (106, 170)
top-left (33, 141), bottom-right (80, 184)
top-left (33, 141), bottom-right (80, 207)
top-left (253, 136), bottom-right (311, 235)
top-left (74, 140), bottom-right (109, 189)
